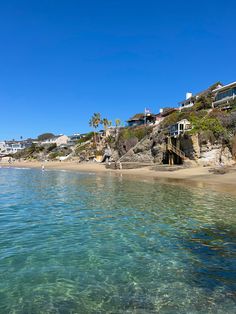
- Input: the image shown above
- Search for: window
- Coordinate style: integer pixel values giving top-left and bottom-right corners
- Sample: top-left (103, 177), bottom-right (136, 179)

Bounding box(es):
top-left (216, 89), bottom-right (234, 101)
top-left (179, 124), bottom-right (184, 131)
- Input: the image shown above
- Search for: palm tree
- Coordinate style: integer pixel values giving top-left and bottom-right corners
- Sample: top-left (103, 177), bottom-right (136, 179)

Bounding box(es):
top-left (89, 113), bottom-right (101, 144)
top-left (102, 118), bottom-right (112, 137)
top-left (115, 119), bottom-right (121, 128)
top-left (102, 118), bottom-right (109, 132)
top-left (115, 119), bottom-right (121, 137)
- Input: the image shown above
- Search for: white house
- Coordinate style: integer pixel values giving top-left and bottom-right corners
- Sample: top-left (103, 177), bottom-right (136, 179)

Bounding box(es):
top-left (0, 141), bottom-right (26, 154)
top-left (179, 83), bottom-right (223, 111)
top-left (41, 135), bottom-right (69, 147)
top-left (169, 119), bottom-right (192, 137)
top-left (179, 92), bottom-right (195, 110)
top-left (212, 81), bottom-right (236, 108)
top-left (0, 141), bottom-right (6, 153)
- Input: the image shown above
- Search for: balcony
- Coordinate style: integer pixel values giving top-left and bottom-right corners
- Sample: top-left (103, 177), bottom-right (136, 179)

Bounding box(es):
top-left (212, 94), bottom-right (235, 107)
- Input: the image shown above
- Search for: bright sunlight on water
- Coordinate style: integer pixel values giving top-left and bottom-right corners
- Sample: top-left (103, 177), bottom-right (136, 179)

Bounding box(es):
top-left (0, 168), bottom-right (235, 313)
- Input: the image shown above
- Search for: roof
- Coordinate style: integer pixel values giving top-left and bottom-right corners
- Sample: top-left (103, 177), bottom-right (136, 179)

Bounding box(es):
top-left (179, 82), bottom-right (223, 104)
top-left (170, 119), bottom-right (191, 128)
top-left (127, 113), bottom-right (145, 121)
top-left (212, 81), bottom-right (236, 93)
top-left (176, 119), bottom-right (191, 124)
top-left (127, 113), bottom-right (157, 122)
top-left (161, 108), bottom-right (178, 117)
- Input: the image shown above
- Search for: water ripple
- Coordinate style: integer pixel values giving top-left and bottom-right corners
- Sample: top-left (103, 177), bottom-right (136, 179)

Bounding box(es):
top-left (0, 168), bottom-right (235, 313)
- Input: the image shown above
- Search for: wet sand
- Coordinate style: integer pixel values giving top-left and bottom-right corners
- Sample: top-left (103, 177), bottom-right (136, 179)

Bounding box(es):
top-left (1, 160), bottom-right (236, 195)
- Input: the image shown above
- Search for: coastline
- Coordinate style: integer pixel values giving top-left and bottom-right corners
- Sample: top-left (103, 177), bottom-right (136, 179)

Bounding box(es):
top-left (1, 160), bottom-right (236, 195)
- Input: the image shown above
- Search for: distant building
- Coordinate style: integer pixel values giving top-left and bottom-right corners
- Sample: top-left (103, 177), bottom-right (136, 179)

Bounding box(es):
top-left (169, 119), bottom-right (192, 137)
top-left (0, 141), bottom-right (26, 154)
top-left (212, 81), bottom-right (236, 108)
top-left (67, 134), bottom-right (81, 146)
top-left (127, 113), bottom-right (156, 127)
top-left (0, 141), bottom-right (6, 153)
top-left (154, 113), bottom-right (164, 125)
top-left (41, 135), bottom-right (69, 147)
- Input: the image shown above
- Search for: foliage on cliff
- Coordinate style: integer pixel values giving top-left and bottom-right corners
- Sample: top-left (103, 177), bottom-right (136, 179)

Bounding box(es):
top-left (37, 133), bottom-right (55, 141)
top-left (114, 126), bottom-right (153, 157)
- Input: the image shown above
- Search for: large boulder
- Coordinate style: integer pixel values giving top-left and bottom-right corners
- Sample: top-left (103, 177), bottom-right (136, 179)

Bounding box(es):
top-left (133, 137), bottom-right (153, 153)
top-left (179, 134), bottom-right (200, 159)
top-left (198, 145), bottom-right (234, 166)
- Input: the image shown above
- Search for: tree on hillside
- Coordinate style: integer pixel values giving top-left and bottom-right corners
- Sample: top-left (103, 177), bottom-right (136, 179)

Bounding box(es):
top-left (193, 95), bottom-right (212, 111)
top-left (37, 133), bottom-right (55, 141)
top-left (209, 81), bottom-right (223, 91)
top-left (115, 119), bottom-right (121, 127)
top-left (115, 119), bottom-right (121, 137)
top-left (89, 113), bottom-right (101, 144)
top-left (190, 114), bottom-right (226, 138)
top-left (102, 118), bottom-right (109, 132)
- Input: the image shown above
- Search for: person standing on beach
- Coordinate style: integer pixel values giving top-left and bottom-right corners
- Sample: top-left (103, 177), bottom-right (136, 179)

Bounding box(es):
top-left (104, 145), bottom-right (112, 165)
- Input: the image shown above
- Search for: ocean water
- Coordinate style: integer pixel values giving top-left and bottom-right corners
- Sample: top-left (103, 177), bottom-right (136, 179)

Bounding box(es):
top-left (0, 168), bottom-right (235, 314)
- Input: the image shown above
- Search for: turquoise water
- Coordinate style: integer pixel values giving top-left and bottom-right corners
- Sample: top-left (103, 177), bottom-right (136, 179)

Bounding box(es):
top-left (0, 168), bottom-right (235, 313)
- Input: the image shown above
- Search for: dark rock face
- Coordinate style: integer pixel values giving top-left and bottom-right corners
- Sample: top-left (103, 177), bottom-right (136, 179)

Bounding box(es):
top-left (116, 137), bottom-right (139, 157)
top-left (152, 144), bottom-right (165, 164)
top-left (119, 131), bottom-right (160, 163)
top-left (179, 134), bottom-right (198, 160)
top-left (133, 137), bottom-right (153, 154)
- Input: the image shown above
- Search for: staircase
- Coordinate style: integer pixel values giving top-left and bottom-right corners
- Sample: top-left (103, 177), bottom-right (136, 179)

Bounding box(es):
top-left (166, 138), bottom-right (185, 159)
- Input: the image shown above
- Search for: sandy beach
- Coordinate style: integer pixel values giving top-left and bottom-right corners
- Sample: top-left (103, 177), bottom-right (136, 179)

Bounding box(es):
top-left (1, 160), bottom-right (236, 195)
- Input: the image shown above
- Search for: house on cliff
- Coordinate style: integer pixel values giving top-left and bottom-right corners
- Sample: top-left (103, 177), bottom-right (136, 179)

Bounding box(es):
top-left (169, 119), bottom-right (192, 137)
top-left (179, 83), bottom-right (223, 111)
top-left (41, 135), bottom-right (69, 147)
top-left (127, 113), bottom-right (156, 127)
top-left (212, 81), bottom-right (236, 108)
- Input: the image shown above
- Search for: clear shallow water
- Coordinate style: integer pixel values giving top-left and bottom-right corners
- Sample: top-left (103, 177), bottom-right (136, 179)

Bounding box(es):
top-left (0, 168), bottom-right (235, 314)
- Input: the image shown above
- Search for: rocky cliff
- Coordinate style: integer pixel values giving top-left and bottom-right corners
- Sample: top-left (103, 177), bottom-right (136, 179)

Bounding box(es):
top-left (111, 126), bottom-right (235, 167)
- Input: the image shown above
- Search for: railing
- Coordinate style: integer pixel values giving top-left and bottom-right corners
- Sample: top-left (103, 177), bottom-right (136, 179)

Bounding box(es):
top-left (212, 95), bottom-right (235, 107)
top-left (166, 141), bottom-right (185, 159)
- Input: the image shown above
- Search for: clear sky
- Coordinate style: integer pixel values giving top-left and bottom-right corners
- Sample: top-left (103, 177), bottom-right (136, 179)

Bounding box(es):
top-left (0, 0), bottom-right (235, 140)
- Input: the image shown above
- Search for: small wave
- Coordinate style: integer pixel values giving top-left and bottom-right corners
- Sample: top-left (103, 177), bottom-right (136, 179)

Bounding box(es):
top-left (11, 167), bottom-right (31, 170)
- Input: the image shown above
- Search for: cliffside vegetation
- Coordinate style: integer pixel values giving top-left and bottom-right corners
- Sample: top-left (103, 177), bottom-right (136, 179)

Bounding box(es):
top-left (9, 97), bottom-right (236, 165)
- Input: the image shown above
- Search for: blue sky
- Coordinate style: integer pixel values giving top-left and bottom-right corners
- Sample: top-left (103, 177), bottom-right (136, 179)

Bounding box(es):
top-left (0, 0), bottom-right (235, 140)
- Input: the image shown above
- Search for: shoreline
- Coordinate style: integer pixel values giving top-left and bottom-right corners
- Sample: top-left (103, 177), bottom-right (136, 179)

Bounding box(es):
top-left (1, 160), bottom-right (236, 195)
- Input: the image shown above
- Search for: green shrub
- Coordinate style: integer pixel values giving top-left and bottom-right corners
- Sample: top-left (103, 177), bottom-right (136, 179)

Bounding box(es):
top-left (75, 143), bottom-right (90, 155)
top-left (199, 130), bottom-right (216, 145)
top-left (192, 95), bottom-right (212, 111)
top-left (118, 126), bottom-right (152, 141)
top-left (48, 151), bottom-right (65, 159)
top-left (190, 115), bottom-right (226, 137)
top-left (37, 133), bottom-right (55, 141)
top-left (77, 132), bottom-right (93, 144)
